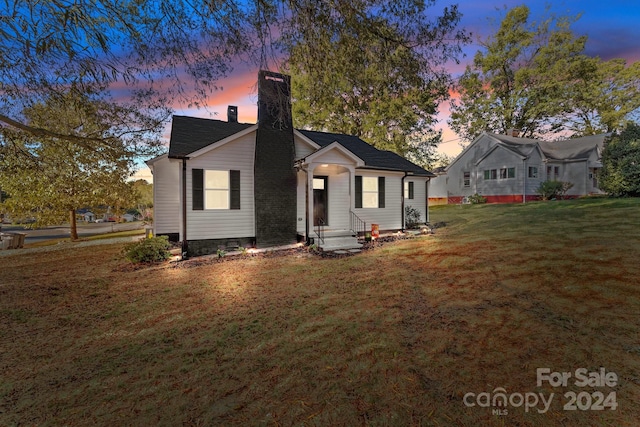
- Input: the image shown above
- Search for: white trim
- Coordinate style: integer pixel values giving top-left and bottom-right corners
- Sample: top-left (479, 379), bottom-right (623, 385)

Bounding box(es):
top-left (187, 124), bottom-right (259, 158)
top-left (302, 141), bottom-right (365, 167)
top-left (293, 130), bottom-right (322, 150)
top-left (146, 153), bottom-right (168, 166)
top-left (445, 132), bottom-right (492, 172)
top-left (475, 143), bottom-right (527, 166)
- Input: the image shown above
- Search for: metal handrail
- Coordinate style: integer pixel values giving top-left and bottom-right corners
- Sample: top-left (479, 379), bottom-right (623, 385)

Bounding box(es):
top-left (314, 217), bottom-right (325, 245)
top-left (350, 210), bottom-right (366, 239)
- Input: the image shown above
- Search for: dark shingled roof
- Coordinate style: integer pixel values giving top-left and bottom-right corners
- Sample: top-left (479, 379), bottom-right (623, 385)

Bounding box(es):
top-left (168, 116), bottom-right (253, 158)
top-left (167, 115), bottom-right (434, 176)
top-left (299, 130), bottom-right (434, 176)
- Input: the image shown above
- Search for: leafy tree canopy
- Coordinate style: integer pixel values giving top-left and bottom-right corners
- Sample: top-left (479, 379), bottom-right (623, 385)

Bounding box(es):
top-left (0, 92), bottom-right (136, 239)
top-left (0, 0), bottom-right (470, 227)
top-left (449, 5), bottom-right (640, 143)
top-left (284, 0), bottom-right (469, 160)
top-left (600, 123), bottom-right (640, 197)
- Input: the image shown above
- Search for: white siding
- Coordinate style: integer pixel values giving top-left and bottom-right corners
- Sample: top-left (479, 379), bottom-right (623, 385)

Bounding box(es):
top-left (321, 165), bottom-right (351, 230)
top-left (405, 177), bottom-right (429, 223)
top-left (296, 170), bottom-right (307, 234)
top-left (151, 156), bottom-right (181, 235)
top-left (294, 135), bottom-right (317, 160)
top-left (186, 131), bottom-right (256, 239)
top-left (353, 170), bottom-right (404, 230)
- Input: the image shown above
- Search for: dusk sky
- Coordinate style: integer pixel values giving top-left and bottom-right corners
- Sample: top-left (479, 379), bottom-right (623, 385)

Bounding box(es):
top-left (136, 0), bottom-right (640, 180)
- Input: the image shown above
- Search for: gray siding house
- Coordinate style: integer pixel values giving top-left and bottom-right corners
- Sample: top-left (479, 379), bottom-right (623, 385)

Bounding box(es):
top-left (431, 132), bottom-right (608, 204)
top-left (148, 71), bottom-right (434, 256)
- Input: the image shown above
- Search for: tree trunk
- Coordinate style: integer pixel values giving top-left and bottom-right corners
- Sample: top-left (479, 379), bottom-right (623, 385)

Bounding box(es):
top-left (69, 209), bottom-right (78, 241)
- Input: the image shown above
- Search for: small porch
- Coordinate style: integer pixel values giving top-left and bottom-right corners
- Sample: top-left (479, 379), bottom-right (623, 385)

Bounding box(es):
top-left (295, 142), bottom-right (366, 251)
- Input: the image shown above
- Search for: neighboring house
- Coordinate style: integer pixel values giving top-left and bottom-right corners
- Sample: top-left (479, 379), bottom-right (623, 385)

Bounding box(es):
top-left (427, 166), bottom-right (448, 206)
top-left (76, 209), bottom-right (95, 222)
top-left (147, 70), bottom-right (434, 256)
top-left (435, 132), bottom-right (608, 204)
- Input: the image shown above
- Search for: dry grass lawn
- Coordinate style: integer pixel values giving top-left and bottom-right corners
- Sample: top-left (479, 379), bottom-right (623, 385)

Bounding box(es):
top-left (1, 197), bottom-right (639, 426)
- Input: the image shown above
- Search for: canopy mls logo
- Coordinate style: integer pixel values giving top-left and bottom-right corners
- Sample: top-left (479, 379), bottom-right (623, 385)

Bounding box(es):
top-left (463, 367), bottom-right (619, 416)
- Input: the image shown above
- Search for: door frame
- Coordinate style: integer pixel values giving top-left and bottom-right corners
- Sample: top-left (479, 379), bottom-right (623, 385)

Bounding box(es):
top-left (313, 175), bottom-right (329, 226)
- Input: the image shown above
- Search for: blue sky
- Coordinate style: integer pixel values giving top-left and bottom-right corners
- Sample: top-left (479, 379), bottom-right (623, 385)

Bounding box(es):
top-left (135, 1), bottom-right (640, 181)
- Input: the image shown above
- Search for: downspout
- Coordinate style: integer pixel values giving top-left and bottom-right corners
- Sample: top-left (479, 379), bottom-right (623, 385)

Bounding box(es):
top-left (302, 165), bottom-right (310, 244)
top-left (426, 177), bottom-right (430, 224)
top-left (522, 158), bottom-right (527, 203)
top-left (296, 161), bottom-right (310, 245)
top-left (181, 158), bottom-right (188, 258)
top-left (401, 172), bottom-right (408, 231)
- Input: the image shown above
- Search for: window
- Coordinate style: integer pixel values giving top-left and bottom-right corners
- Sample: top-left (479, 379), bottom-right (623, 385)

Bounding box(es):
top-left (355, 176), bottom-right (385, 208)
top-left (362, 177), bottom-right (379, 208)
top-left (484, 169), bottom-right (498, 180)
top-left (313, 178), bottom-right (325, 190)
top-left (205, 170), bottom-right (229, 209)
top-left (192, 169), bottom-right (240, 210)
top-left (490, 168), bottom-right (516, 179)
top-left (528, 166), bottom-right (538, 178)
top-left (404, 181), bottom-right (414, 199)
top-left (463, 172), bottom-right (470, 187)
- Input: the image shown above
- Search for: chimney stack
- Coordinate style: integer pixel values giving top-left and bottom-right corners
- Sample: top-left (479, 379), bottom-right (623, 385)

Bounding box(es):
top-left (227, 105), bottom-right (238, 123)
top-left (254, 70), bottom-right (297, 247)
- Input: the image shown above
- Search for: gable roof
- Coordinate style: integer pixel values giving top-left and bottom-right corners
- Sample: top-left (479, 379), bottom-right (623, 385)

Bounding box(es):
top-left (487, 132), bottom-right (608, 161)
top-left (168, 116), bottom-right (254, 158)
top-left (166, 115), bottom-right (434, 176)
top-left (538, 134), bottom-right (607, 161)
top-left (298, 130), bottom-right (434, 176)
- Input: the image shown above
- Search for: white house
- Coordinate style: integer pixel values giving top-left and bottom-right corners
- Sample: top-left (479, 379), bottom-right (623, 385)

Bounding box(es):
top-left (147, 71), bottom-right (434, 256)
top-left (432, 132), bottom-right (608, 204)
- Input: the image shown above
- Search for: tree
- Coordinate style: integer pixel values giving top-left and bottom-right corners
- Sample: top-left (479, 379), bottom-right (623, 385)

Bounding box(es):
top-left (0, 92), bottom-right (136, 240)
top-left (556, 59), bottom-right (640, 136)
top-left (282, 1), bottom-right (469, 159)
top-left (1, 1), bottom-right (469, 197)
top-left (449, 5), bottom-right (640, 143)
top-left (600, 124), bottom-right (640, 197)
top-left (0, 1), bottom-right (255, 159)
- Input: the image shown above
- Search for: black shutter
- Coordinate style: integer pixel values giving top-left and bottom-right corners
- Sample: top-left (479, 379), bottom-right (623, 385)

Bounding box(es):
top-left (192, 169), bottom-right (203, 210)
top-left (355, 175), bottom-right (362, 208)
top-left (378, 177), bottom-right (385, 208)
top-left (408, 181), bottom-right (414, 199)
top-left (230, 170), bottom-right (241, 210)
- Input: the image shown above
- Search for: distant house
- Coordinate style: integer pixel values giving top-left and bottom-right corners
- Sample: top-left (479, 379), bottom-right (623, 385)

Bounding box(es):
top-left (147, 71), bottom-right (434, 256)
top-left (430, 132), bottom-right (608, 204)
top-left (76, 209), bottom-right (95, 222)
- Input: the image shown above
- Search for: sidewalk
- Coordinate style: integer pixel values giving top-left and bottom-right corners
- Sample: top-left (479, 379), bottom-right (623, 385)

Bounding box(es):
top-left (0, 235), bottom-right (144, 257)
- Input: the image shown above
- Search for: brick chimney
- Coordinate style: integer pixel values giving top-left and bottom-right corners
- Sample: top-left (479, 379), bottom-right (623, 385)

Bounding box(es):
top-left (253, 70), bottom-right (297, 247)
top-left (227, 105), bottom-right (238, 123)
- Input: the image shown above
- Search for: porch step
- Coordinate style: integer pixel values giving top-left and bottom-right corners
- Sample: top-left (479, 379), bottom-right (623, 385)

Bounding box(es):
top-left (318, 230), bottom-right (362, 252)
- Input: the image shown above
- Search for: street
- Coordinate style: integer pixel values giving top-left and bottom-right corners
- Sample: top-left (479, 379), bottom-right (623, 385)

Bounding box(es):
top-left (0, 222), bottom-right (145, 244)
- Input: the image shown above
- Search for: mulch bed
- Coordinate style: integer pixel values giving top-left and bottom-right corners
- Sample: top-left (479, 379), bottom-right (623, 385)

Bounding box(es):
top-left (115, 229), bottom-right (438, 271)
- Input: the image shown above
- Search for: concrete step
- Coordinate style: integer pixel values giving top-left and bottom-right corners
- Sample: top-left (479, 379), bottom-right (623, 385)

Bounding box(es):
top-left (321, 229), bottom-right (357, 238)
top-left (319, 232), bottom-right (362, 252)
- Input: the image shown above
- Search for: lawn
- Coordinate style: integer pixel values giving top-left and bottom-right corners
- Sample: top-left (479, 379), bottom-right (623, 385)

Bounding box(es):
top-left (1, 198), bottom-right (639, 426)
